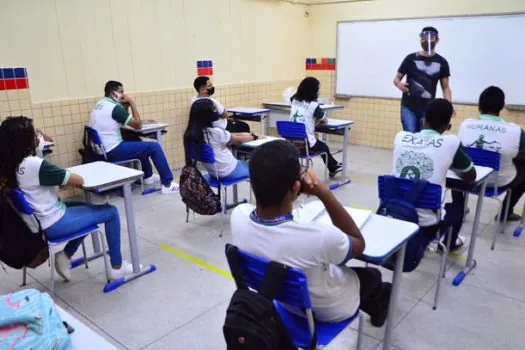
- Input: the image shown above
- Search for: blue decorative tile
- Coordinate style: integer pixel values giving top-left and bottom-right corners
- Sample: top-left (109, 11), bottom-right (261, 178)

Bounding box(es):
top-left (14, 67), bottom-right (26, 78)
top-left (2, 68), bottom-right (15, 79)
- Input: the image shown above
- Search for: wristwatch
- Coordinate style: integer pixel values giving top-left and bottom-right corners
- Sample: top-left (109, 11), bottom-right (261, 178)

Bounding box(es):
top-left (251, 133), bottom-right (258, 140)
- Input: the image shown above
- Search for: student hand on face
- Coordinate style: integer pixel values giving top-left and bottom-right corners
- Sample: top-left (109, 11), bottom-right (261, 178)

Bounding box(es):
top-left (120, 93), bottom-right (133, 104)
top-left (300, 169), bottom-right (328, 197)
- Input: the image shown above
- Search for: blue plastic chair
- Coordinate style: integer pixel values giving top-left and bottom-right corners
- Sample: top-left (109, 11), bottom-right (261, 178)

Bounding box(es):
top-left (224, 244), bottom-right (364, 349)
top-left (377, 175), bottom-right (447, 310)
top-left (10, 189), bottom-right (107, 294)
top-left (462, 147), bottom-right (513, 250)
top-left (187, 143), bottom-right (250, 236)
top-left (276, 121), bottom-right (328, 182)
top-left (84, 126), bottom-right (150, 195)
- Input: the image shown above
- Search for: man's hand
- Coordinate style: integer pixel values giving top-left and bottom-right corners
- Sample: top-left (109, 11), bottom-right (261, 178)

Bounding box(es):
top-left (396, 81), bottom-right (409, 93)
top-left (300, 169), bottom-right (329, 198)
top-left (120, 93), bottom-right (134, 105)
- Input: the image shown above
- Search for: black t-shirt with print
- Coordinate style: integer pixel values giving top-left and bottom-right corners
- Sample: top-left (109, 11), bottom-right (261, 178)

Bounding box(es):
top-left (398, 52), bottom-right (450, 111)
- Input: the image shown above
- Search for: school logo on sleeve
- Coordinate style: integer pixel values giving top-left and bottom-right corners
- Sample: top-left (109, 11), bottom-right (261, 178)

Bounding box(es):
top-left (395, 151), bottom-right (434, 180)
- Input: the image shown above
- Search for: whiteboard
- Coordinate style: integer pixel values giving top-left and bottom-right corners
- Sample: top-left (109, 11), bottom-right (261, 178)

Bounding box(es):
top-left (336, 14), bottom-right (525, 105)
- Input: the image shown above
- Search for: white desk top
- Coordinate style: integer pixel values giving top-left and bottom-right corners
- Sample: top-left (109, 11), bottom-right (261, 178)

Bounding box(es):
top-left (319, 118), bottom-right (355, 128)
top-left (301, 201), bottom-right (418, 264)
top-left (241, 136), bottom-right (283, 148)
top-left (68, 161), bottom-right (144, 190)
top-left (122, 123), bottom-right (168, 133)
top-left (446, 165), bottom-right (494, 184)
top-left (57, 306), bottom-right (116, 350)
top-left (263, 101), bottom-right (344, 111)
top-left (228, 107), bottom-right (271, 115)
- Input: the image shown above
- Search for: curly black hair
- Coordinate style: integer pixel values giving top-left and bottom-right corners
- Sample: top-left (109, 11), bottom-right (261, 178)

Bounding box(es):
top-left (0, 116), bottom-right (38, 194)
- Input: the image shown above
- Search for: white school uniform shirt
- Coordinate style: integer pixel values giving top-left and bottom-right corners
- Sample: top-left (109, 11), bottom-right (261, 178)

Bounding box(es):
top-left (290, 99), bottom-right (326, 148)
top-left (204, 127), bottom-right (238, 178)
top-left (16, 156), bottom-right (71, 230)
top-left (191, 96), bottom-right (228, 129)
top-left (231, 203), bottom-right (359, 323)
top-left (393, 129), bottom-right (473, 226)
top-left (90, 97), bottom-right (133, 153)
top-left (458, 115), bottom-right (524, 187)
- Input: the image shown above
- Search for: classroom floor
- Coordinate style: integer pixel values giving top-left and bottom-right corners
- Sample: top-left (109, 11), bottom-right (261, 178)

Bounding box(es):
top-left (2, 144), bottom-right (525, 350)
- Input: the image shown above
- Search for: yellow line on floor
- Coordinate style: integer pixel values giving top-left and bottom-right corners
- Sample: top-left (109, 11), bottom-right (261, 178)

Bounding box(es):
top-left (160, 244), bottom-right (233, 280)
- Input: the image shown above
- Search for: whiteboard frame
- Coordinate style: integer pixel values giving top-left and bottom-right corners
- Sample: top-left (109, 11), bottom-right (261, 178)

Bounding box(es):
top-left (335, 12), bottom-right (525, 108)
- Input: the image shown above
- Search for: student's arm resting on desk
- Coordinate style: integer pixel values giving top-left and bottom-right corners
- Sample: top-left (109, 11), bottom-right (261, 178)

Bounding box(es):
top-left (301, 170), bottom-right (365, 259)
top-left (451, 144), bottom-right (476, 183)
top-left (314, 105), bottom-right (327, 125)
top-left (230, 132), bottom-right (256, 145)
top-left (119, 93), bottom-right (142, 129)
top-left (38, 160), bottom-right (84, 187)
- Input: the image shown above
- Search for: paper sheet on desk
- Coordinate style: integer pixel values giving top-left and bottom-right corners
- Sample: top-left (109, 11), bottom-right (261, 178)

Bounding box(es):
top-left (294, 201), bottom-right (372, 229)
top-left (242, 136), bottom-right (282, 148)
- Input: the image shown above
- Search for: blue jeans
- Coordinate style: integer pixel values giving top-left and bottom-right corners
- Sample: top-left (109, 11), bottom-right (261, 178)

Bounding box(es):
top-left (45, 202), bottom-right (122, 267)
top-left (221, 161), bottom-right (249, 181)
top-left (107, 141), bottom-right (174, 186)
top-left (400, 105), bottom-right (425, 132)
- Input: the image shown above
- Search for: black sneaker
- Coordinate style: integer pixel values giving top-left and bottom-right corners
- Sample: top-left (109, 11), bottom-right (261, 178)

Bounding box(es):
top-left (370, 282), bottom-right (392, 327)
top-left (329, 163), bottom-right (343, 178)
top-left (494, 212), bottom-right (522, 222)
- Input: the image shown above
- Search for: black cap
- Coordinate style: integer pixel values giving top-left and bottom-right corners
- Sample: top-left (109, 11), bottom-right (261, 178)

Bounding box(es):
top-left (421, 26), bottom-right (438, 37)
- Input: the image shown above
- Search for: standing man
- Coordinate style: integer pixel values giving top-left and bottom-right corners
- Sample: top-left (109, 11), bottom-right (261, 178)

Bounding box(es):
top-left (393, 26), bottom-right (452, 132)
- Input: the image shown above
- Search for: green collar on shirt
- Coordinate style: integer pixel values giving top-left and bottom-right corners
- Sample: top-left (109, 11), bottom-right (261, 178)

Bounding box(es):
top-left (419, 129), bottom-right (441, 136)
top-left (480, 114), bottom-right (504, 122)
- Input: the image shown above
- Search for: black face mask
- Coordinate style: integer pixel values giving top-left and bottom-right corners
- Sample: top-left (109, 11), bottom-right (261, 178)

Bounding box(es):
top-left (207, 87), bottom-right (215, 96)
top-left (421, 40), bottom-right (436, 52)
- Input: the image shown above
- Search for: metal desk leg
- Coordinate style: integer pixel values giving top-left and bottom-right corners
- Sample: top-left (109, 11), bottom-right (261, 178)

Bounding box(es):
top-left (513, 201), bottom-right (525, 237)
top-left (103, 182), bottom-right (156, 293)
top-left (342, 126), bottom-right (349, 177)
top-left (383, 244), bottom-right (406, 350)
top-left (260, 115), bottom-right (265, 136)
top-left (328, 126), bottom-right (352, 191)
top-left (453, 180), bottom-right (487, 286)
top-left (156, 130), bottom-right (162, 144)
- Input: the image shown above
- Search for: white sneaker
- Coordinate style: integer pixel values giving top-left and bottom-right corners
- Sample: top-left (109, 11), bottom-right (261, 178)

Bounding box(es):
top-left (109, 261), bottom-right (142, 280)
top-left (144, 174), bottom-right (160, 185)
top-left (161, 182), bottom-right (179, 195)
top-left (54, 251), bottom-right (72, 281)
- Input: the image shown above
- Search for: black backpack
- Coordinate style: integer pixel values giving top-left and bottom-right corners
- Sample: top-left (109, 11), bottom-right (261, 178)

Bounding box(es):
top-left (78, 127), bottom-right (104, 165)
top-left (227, 120), bottom-right (251, 133)
top-left (179, 164), bottom-right (221, 216)
top-left (223, 244), bottom-right (299, 350)
top-left (377, 177), bottom-right (427, 273)
top-left (0, 198), bottom-right (48, 270)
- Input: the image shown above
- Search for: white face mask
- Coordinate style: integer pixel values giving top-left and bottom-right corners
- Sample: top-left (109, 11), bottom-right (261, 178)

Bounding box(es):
top-left (112, 91), bottom-right (122, 102)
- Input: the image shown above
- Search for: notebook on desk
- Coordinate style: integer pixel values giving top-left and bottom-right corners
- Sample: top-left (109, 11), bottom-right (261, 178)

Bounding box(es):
top-left (294, 200), bottom-right (372, 229)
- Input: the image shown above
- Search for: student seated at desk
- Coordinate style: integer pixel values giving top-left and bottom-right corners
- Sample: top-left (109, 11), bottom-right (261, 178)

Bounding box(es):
top-left (457, 86), bottom-right (525, 222)
top-left (191, 76), bottom-right (250, 133)
top-left (393, 99), bottom-right (476, 253)
top-left (90, 81), bottom-right (179, 194)
top-left (0, 116), bottom-right (135, 281)
top-left (231, 140), bottom-right (392, 326)
top-left (290, 77), bottom-right (343, 177)
top-left (183, 99), bottom-right (256, 180)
